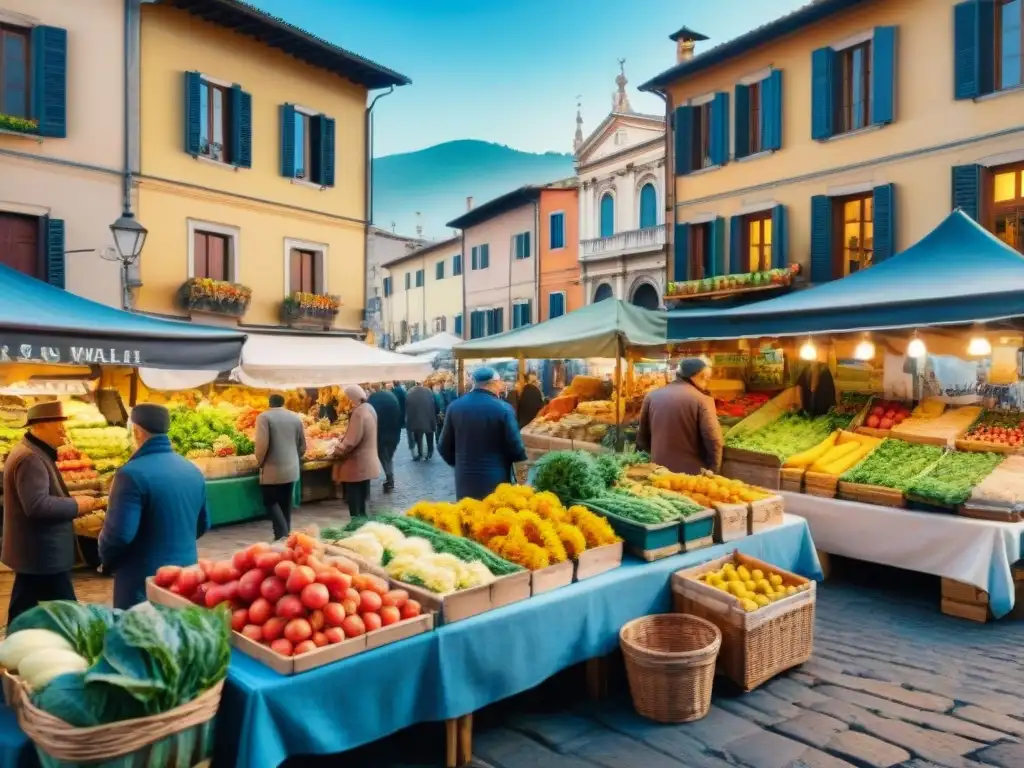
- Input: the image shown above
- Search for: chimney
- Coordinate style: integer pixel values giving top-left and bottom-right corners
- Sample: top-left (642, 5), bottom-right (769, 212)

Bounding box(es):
top-left (415, 211), bottom-right (423, 238)
top-left (466, 196), bottom-right (474, 211)
top-left (669, 27), bottom-right (708, 65)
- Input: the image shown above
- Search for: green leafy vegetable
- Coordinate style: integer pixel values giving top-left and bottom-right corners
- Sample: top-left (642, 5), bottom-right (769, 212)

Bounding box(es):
top-left (840, 439), bottom-right (944, 490)
top-left (8, 602), bottom-right (120, 664)
top-left (726, 411), bottom-right (854, 459)
top-left (905, 450), bottom-right (1004, 506)
top-left (532, 451), bottom-right (606, 502)
top-left (593, 454), bottom-right (624, 488)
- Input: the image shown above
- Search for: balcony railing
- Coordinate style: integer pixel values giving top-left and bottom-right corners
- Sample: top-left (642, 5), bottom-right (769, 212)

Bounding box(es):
top-left (581, 224), bottom-right (666, 260)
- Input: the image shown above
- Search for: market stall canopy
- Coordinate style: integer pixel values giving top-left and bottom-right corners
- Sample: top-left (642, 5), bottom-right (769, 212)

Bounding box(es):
top-left (667, 210), bottom-right (1024, 341)
top-left (396, 332), bottom-right (464, 355)
top-left (233, 332), bottom-right (433, 388)
top-left (454, 299), bottom-right (667, 360)
top-left (0, 264), bottom-right (245, 370)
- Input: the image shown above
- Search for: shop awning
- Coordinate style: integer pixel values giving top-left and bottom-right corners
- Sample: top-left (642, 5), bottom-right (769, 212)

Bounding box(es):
top-left (667, 210), bottom-right (1024, 341)
top-left (396, 331), bottom-right (464, 355)
top-left (233, 332), bottom-right (433, 389)
top-left (454, 300), bottom-right (668, 360)
top-left (0, 264), bottom-right (245, 370)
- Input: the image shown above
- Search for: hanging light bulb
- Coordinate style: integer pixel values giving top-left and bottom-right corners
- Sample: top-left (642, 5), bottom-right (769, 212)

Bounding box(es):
top-left (799, 337), bottom-right (817, 361)
top-left (854, 336), bottom-right (876, 361)
top-left (907, 333), bottom-right (927, 358)
top-left (967, 336), bottom-right (992, 357)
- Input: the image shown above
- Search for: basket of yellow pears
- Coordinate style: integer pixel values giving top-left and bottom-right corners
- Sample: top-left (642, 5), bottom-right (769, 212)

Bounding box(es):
top-left (671, 551), bottom-right (815, 691)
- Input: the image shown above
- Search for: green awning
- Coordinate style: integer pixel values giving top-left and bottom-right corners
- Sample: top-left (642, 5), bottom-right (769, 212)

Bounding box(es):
top-left (454, 300), bottom-right (667, 360)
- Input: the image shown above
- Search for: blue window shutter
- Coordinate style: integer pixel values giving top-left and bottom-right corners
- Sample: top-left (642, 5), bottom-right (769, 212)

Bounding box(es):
top-left (952, 164), bottom-right (982, 221)
top-left (639, 184), bottom-right (657, 228)
top-left (313, 116), bottom-right (336, 187)
top-left (771, 204), bottom-right (788, 270)
top-left (954, 1), bottom-right (995, 99)
top-left (709, 93), bottom-right (730, 166)
top-left (600, 194), bottom-right (615, 237)
top-left (455, 314), bottom-right (463, 336)
top-left (763, 70), bottom-right (783, 151)
top-left (673, 223), bottom-right (690, 282)
top-left (673, 106), bottom-right (693, 175)
top-left (729, 215), bottom-right (744, 274)
top-left (482, 244), bottom-right (489, 268)
top-left (811, 47), bottom-right (835, 140)
top-left (872, 184), bottom-right (896, 263)
top-left (471, 247), bottom-right (477, 270)
top-left (436, 262), bottom-right (444, 280)
top-left (871, 26), bottom-right (897, 125)
top-left (734, 84), bottom-right (750, 160)
top-left (525, 301), bottom-right (532, 325)
top-left (523, 231), bottom-right (531, 259)
top-left (45, 218), bottom-right (66, 289)
top-left (230, 86), bottom-right (253, 168)
top-left (710, 217), bottom-right (726, 277)
top-left (31, 26), bottom-right (67, 138)
top-left (184, 72), bottom-right (203, 155)
top-left (810, 195), bottom-right (834, 282)
top-left (280, 104), bottom-right (296, 177)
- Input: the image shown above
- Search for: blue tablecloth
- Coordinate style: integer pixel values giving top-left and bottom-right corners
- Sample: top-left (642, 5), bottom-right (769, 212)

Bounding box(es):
top-left (0, 707), bottom-right (27, 768)
top-left (216, 514), bottom-right (821, 768)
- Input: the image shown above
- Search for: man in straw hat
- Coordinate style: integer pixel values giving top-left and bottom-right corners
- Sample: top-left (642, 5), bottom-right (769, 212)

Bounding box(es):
top-left (637, 357), bottom-right (724, 475)
top-left (100, 403), bottom-right (210, 609)
top-left (2, 401), bottom-right (96, 621)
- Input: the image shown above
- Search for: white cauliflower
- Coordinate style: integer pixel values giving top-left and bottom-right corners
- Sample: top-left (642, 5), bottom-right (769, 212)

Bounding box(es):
top-left (358, 522), bottom-right (407, 550)
top-left (462, 560), bottom-right (496, 588)
top-left (388, 536), bottom-right (435, 560)
top-left (387, 558), bottom-right (457, 593)
top-left (336, 533), bottom-right (385, 564)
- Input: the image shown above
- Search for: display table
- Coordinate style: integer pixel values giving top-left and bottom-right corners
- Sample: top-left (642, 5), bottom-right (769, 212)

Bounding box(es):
top-left (206, 476), bottom-right (302, 527)
top-left (213, 514), bottom-right (820, 768)
top-left (782, 491), bottom-right (1024, 618)
top-left (0, 707), bottom-right (26, 768)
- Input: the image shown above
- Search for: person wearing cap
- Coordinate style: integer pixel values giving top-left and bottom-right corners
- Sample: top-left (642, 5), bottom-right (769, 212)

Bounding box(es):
top-left (439, 367), bottom-right (527, 500)
top-left (637, 357), bottom-right (724, 475)
top-left (99, 404), bottom-right (210, 610)
top-left (2, 402), bottom-right (95, 621)
top-left (255, 393), bottom-right (306, 539)
top-left (332, 385), bottom-right (381, 517)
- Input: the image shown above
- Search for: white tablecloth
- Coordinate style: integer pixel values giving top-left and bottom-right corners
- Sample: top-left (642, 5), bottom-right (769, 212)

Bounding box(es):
top-left (782, 491), bottom-right (1024, 618)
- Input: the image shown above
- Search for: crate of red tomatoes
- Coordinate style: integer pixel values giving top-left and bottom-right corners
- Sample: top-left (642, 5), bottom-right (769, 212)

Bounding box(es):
top-left (853, 397), bottom-right (912, 438)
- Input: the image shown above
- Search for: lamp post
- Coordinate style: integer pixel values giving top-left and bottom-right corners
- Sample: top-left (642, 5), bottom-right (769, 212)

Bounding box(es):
top-left (104, 211), bottom-right (148, 310)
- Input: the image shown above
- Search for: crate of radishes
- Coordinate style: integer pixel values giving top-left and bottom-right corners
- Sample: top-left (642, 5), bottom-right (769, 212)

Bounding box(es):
top-left (146, 532), bottom-right (433, 675)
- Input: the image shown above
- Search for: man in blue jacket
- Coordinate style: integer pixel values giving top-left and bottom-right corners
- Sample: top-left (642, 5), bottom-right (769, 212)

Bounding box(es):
top-left (99, 404), bottom-right (210, 609)
top-left (439, 367), bottom-right (527, 500)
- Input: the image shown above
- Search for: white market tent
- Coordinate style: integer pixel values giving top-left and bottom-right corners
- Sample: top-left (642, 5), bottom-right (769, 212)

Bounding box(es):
top-left (395, 331), bottom-right (464, 356)
top-left (140, 332), bottom-right (432, 390)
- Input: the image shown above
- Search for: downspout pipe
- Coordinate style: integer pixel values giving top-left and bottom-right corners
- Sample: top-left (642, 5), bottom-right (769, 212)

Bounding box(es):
top-left (365, 87), bottom-right (395, 337)
top-left (650, 89), bottom-right (672, 304)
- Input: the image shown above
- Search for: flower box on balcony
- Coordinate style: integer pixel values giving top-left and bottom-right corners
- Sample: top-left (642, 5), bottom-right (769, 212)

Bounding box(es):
top-left (0, 114), bottom-right (39, 136)
top-left (282, 292), bottom-right (342, 325)
top-left (178, 277), bottom-right (252, 317)
top-left (665, 264), bottom-right (800, 302)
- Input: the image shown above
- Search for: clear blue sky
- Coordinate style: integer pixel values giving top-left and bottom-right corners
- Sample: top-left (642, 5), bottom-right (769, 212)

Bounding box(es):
top-left (249, 0), bottom-right (807, 158)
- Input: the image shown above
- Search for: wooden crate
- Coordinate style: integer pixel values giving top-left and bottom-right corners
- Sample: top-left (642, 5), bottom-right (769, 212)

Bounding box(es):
top-left (954, 438), bottom-right (1022, 455)
top-left (574, 541), bottom-right (624, 581)
top-left (395, 569), bottom-right (530, 625)
top-left (713, 502), bottom-right (748, 543)
top-left (749, 495), bottom-right (784, 534)
top-left (671, 552), bottom-right (815, 691)
top-left (837, 481), bottom-right (906, 508)
top-left (940, 578), bottom-right (990, 623)
top-left (721, 456), bottom-right (782, 490)
top-left (146, 578), bottom-right (434, 674)
top-left (531, 559), bottom-right (574, 595)
top-left (803, 471), bottom-right (838, 499)
top-left (680, 508), bottom-right (716, 552)
top-left (593, 508), bottom-right (682, 561)
top-left (780, 468), bottom-right (804, 493)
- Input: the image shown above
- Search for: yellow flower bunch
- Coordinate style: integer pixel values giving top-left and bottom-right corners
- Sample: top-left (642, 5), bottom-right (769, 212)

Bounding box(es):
top-left (408, 501), bottom-right (463, 536)
top-left (568, 505), bottom-right (619, 548)
top-left (292, 291), bottom-right (341, 311)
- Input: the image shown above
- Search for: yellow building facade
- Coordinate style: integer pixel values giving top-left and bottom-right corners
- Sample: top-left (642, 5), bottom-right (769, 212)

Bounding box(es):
top-left (135, 1), bottom-right (408, 331)
top-left (381, 237), bottom-right (464, 347)
top-left (641, 0), bottom-right (1024, 288)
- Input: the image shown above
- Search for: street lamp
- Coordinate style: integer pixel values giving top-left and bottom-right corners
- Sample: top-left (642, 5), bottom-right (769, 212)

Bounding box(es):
top-left (105, 211), bottom-right (148, 310)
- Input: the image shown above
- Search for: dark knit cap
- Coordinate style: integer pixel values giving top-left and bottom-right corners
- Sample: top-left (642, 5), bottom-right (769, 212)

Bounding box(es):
top-left (131, 404), bottom-right (170, 435)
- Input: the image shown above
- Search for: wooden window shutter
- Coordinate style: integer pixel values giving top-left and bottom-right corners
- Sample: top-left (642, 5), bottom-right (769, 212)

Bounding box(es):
top-left (952, 164), bottom-right (983, 221)
top-left (184, 72), bottom-right (203, 155)
top-left (763, 70), bottom-right (784, 151)
top-left (31, 26), bottom-right (68, 138)
top-left (871, 27), bottom-right (898, 125)
top-left (45, 218), bottom-right (66, 289)
top-left (872, 184), bottom-right (897, 263)
top-left (729, 215), bottom-right (744, 273)
top-left (673, 106), bottom-right (693, 175)
top-left (733, 84), bottom-right (750, 160)
top-left (672, 223), bottom-right (690, 282)
top-left (771, 204), bottom-right (788, 270)
top-left (316, 116), bottom-right (336, 187)
top-left (810, 195), bottom-right (834, 282)
top-left (230, 85), bottom-right (253, 168)
top-left (709, 93), bottom-right (730, 167)
top-left (811, 47), bottom-right (835, 140)
top-left (710, 216), bottom-right (726, 277)
top-left (280, 104), bottom-right (296, 177)
top-left (954, 1), bottom-right (995, 100)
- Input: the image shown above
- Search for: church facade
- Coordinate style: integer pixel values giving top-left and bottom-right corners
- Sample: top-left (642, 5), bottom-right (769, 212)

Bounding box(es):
top-left (574, 63), bottom-right (667, 310)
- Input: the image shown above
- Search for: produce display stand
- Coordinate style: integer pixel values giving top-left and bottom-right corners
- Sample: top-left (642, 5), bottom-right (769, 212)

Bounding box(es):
top-left (719, 387), bottom-right (802, 490)
top-left (204, 474), bottom-right (302, 527)
top-left (300, 461), bottom-right (336, 503)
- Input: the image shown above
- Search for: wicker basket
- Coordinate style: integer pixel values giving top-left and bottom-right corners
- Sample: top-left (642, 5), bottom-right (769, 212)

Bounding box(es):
top-left (15, 677), bottom-right (223, 768)
top-left (671, 552), bottom-right (815, 691)
top-left (619, 614), bottom-right (721, 724)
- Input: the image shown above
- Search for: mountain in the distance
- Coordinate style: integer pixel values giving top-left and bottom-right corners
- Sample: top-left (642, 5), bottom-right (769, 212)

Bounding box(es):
top-left (372, 140), bottom-right (575, 239)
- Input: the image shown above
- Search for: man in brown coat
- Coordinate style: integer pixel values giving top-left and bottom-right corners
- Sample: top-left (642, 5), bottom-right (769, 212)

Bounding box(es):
top-left (637, 358), bottom-right (724, 475)
top-left (2, 402), bottom-right (95, 621)
top-left (332, 385), bottom-right (381, 517)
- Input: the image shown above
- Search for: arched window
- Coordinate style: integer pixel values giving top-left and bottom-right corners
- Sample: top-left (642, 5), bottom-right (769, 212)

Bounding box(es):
top-left (594, 283), bottom-right (614, 302)
top-left (630, 282), bottom-right (660, 310)
top-left (639, 183), bottom-right (657, 229)
top-left (599, 193), bottom-right (615, 238)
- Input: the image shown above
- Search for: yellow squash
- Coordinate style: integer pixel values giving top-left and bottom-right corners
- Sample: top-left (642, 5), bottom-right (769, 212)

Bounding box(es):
top-left (783, 432), bottom-right (838, 468)
top-left (809, 441), bottom-right (860, 472)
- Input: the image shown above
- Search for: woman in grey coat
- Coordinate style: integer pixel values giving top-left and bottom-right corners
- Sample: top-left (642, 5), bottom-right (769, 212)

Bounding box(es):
top-left (404, 383), bottom-right (438, 461)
